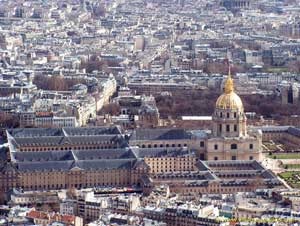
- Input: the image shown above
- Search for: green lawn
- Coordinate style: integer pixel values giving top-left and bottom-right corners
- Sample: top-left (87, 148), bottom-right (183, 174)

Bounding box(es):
top-left (266, 67), bottom-right (289, 73)
top-left (282, 164), bottom-right (300, 169)
top-left (279, 171), bottom-right (300, 188)
top-left (268, 153), bottom-right (300, 159)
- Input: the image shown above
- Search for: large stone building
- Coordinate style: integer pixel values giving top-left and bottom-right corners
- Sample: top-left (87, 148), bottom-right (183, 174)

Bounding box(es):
top-left (220, 0), bottom-right (251, 10)
top-left (206, 73), bottom-right (262, 161)
top-left (130, 73), bottom-right (263, 161)
top-left (280, 82), bottom-right (299, 105)
top-left (0, 126), bottom-right (280, 204)
top-left (0, 75), bottom-right (282, 204)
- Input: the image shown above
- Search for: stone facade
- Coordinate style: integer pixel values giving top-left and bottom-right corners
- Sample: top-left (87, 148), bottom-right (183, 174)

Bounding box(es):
top-left (206, 74), bottom-right (262, 161)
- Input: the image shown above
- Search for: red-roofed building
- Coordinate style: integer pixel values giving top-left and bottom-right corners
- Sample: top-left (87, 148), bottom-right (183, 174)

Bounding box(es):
top-left (26, 210), bottom-right (83, 226)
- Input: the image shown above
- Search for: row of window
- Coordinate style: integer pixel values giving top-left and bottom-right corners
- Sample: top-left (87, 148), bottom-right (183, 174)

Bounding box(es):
top-left (140, 143), bottom-right (188, 148)
top-left (21, 182), bottom-right (132, 190)
top-left (219, 112), bottom-right (240, 118)
top-left (214, 156), bottom-right (254, 161)
top-left (214, 143), bottom-right (253, 150)
top-left (219, 124), bottom-right (238, 133)
top-left (20, 145), bottom-right (117, 151)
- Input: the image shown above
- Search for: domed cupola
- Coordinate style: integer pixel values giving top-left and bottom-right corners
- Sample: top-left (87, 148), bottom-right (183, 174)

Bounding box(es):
top-left (216, 71), bottom-right (244, 111)
top-left (212, 68), bottom-right (247, 138)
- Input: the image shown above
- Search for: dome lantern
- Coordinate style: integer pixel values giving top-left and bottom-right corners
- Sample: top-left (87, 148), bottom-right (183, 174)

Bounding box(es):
top-left (215, 67), bottom-right (243, 111)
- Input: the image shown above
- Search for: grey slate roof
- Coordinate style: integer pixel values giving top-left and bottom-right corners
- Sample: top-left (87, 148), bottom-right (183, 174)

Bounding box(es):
top-left (17, 160), bottom-right (74, 172)
top-left (287, 127), bottom-right (300, 137)
top-left (0, 148), bottom-right (8, 162)
top-left (72, 148), bottom-right (135, 160)
top-left (7, 128), bottom-right (63, 138)
top-left (7, 126), bottom-right (122, 138)
top-left (153, 171), bottom-right (216, 181)
top-left (195, 161), bottom-right (210, 171)
top-left (75, 159), bottom-right (135, 170)
top-left (12, 150), bottom-right (75, 162)
top-left (16, 159), bottom-right (136, 172)
top-left (14, 136), bottom-right (64, 147)
top-left (11, 135), bottom-right (128, 148)
top-left (131, 147), bottom-right (193, 158)
top-left (63, 126), bottom-right (122, 136)
top-left (256, 126), bottom-right (290, 133)
top-left (205, 160), bottom-right (265, 171)
top-left (130, 128), bottom-right (192, 141)
top-left (11, 148), bottom-right (135, 162)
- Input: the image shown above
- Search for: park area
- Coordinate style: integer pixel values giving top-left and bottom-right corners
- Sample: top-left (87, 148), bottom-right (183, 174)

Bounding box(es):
top-left (282, 164), bottom-right (300, 169)
top-left (267, 153), bottom-right (300, 160)
top-left (279, 171), bottom-right (300, 188)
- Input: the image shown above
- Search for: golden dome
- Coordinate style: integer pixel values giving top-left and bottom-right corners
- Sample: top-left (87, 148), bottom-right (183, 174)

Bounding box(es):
top-left (216, 92), bottom-right (244, 110)
top-left (215, 71), bottom-right (244, 111)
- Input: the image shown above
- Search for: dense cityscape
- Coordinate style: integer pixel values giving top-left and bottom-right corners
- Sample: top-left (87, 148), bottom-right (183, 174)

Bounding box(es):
top-left (0, 0), bottom-right (300, 225)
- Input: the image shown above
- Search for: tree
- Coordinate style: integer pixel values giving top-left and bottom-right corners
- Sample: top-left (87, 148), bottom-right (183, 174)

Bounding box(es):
top-left (80, 54), bottom-right (122, 74)
top-left (49, 76), bottom-right (66, 91)
top-left (33, 75), bottom-right (86, 91)
top-left (0, 112), bottom-right (19, 128)
top-left (287, 61), bottom-right (300, 73)
top-left (99, 103), bottom-right (121, 115)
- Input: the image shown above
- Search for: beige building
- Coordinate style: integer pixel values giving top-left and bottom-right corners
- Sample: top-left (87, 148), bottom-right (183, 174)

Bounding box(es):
top-left (0, 74), bottom-right (287, 204)
top-left (130, 72), bottom-right (263, 162)
top-left (206, 73), bottom-right (262, 161)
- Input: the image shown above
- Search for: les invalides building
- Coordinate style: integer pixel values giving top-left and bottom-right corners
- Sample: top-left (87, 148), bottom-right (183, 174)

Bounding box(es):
top-left (0, 71), bottom-right (274, 204)
top-left (206, 70), bottom-right (262, 161)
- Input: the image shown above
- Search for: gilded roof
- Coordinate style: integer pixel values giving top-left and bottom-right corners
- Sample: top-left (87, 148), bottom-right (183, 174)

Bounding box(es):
top-left (216, 91), bottom-right (243, 110)
top-left (215, 71), bottom-right (244, 111)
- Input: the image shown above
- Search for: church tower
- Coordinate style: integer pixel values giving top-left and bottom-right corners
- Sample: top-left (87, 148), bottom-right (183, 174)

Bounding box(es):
top-left (212, 68), bottom-right (247, 138)
top-left (205, 67), bottom-right (262, 161)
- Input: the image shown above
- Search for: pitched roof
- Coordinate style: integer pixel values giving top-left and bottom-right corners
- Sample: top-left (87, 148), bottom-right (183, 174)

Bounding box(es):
top-left (130, 128), bottom-right (192, 141)
top-left (12, 150), bottom-right (75, 162)
top-left (7, 126), bottom-right (122, 138)
top-left (11, 135), bottom-right (128, 147)
top-left (288, 127), bottom-right (300, 137)
top-left (16, 158), bottom-right (137, 172)
top-left (131, 147), bottom-right (193, 158)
